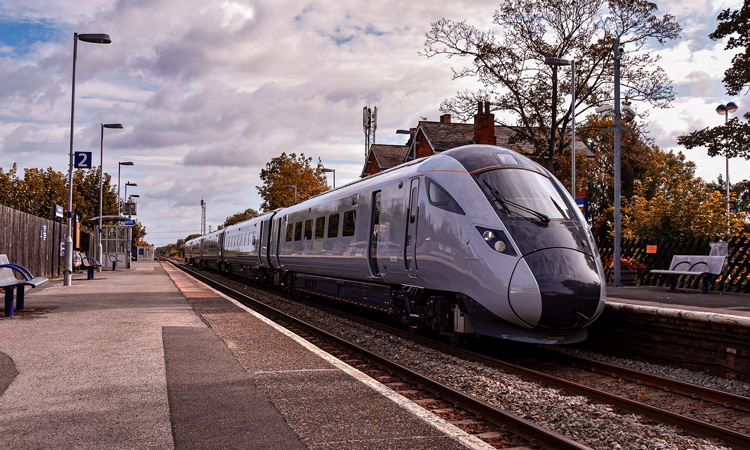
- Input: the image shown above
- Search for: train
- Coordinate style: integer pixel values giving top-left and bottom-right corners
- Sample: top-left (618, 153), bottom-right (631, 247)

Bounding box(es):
top-left (185, 144), bottom-right (606, 344)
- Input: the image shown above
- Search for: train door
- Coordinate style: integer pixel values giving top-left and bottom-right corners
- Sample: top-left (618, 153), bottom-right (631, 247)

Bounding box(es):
top-left (273, 217), bottom-right (283, 268)
top-left (368, 191), bottom-right (381, 277)
top-left (405, 178), bottom-right (419, 278)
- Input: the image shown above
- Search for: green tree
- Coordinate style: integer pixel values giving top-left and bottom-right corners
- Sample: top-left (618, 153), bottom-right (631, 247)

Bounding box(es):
top-left (257, 153), bottom-right (329, 211)
top-left (422, 0), bottom-right (680, 173)
top-left (711, 2), bottom-right (750, 96)
top-left (219, 208), bottom-right (260, 229)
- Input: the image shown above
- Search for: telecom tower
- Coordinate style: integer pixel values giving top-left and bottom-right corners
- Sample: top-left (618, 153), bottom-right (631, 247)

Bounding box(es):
top-left (363, 106), bottom-right (377, 157)
top-left (200, 199), bottom-right (206, 235)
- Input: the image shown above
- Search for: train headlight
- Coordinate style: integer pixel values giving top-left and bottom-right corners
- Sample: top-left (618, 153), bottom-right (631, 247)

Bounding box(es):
top-left (477, 226), bottom-right (516, 256)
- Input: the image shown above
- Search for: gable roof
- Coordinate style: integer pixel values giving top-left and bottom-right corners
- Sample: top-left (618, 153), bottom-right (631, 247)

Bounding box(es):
top-left (360, 144), bottom-right (410, 177)
top-left (414, 121), bottom-right (591, 157)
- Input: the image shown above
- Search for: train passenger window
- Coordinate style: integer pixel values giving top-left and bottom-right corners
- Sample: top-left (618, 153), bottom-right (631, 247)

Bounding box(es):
top-left (328, 214), bottom-right (339, 238)
top-left (294, 222), bottom-right (303, 241)
top-left (343, 210), bottom-right (356, 237)
top-left (252, 233), bottom-right (257, 246)
top-left (315, 217), bottom-right (325, 239)
top-left (304, 219), bottom-right (312, 240)
top-left (286, 224), bottom-right (293, 242)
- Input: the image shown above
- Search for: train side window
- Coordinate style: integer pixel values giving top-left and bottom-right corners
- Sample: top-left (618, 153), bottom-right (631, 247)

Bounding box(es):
top-left (328, 213), bottom-right (339, 238)
top-left (252, 233), bottom-right (257, 246)
top-left (304, 219), bottom-right (312, 240)
top-left (294, 222), bottom-right (302, 241)
top-left (343, 210), bottom-right (356, 237)
top-left (286, 224), bottom-right (293, 242)
top-left (315, 217), bottom-right (325, 239)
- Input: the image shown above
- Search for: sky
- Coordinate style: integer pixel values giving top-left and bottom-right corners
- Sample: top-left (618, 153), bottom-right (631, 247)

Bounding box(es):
top-left (1, 0), bottom-right (747, 247)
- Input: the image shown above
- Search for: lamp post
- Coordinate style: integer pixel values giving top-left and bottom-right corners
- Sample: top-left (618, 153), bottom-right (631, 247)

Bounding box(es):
top-left (286, 184), bottom-right (297, 205)
top-left (98, 123), bottom-right (123, 268)
top-left (117, 162), bottom-right (134, 216)
top-left (544, 56), bottom-right (576, 198)
top-left (716, 101), bottom-right (738, 237)
top-left (321, 167), bottom-right (335, 189)
top-left (64, 32), bottom-right (112, 286)
top-left (124, 182), bottom-right (137, 205)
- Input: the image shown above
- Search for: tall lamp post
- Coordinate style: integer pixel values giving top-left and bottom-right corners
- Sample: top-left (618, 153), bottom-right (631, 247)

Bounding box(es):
top-left (286, 184), bottom-right (297, 205)
top-left (544, 56), bottom-right (576, 198)
top-left (125, 182), bottom-right (137, 204)
top-left (117, 161), bottom-right (134, 216)
top-left (64, 32), bottom-right (112, 286)
top-left (716, 101), bottom-right (738, 236)
top-left (98, 123), bottom-right (123, 267)
top-left (321, 167), bottom-right (335, 189)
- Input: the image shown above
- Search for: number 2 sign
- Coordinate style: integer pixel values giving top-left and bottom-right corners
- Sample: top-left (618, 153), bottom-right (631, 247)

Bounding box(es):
top-left (74, 151), bottom-right (92, 169)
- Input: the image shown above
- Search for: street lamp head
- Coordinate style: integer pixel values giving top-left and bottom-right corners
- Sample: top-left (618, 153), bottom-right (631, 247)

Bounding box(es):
top-left (126, 182), bottom-right (137, 187)
top-left (726, 102), bottom-right (739, 114)
top-left (716, 104), bottom-right (727, 115)
top-left (103, 123), bottom-right (123, 129)
top-left (544, 57), bottom-right (572, 66)
top-left (321, 168), bottom-right (334, 173)
top-left (119, 161), bottom-right (134, 166)
top-left (77, 33), bottom-right (112, 44)
top-left (285, 185), bottom-right (295, 188)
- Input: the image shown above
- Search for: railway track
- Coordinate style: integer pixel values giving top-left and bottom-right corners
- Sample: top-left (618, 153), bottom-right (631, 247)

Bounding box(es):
top-left (167, 258), bottom-right (750, 449)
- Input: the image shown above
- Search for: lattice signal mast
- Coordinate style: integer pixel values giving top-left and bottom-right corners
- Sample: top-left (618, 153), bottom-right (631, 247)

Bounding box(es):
top-left (200, 199), bottom-right (206, 235)
top-left (363, 106), bottom-right (377, 157)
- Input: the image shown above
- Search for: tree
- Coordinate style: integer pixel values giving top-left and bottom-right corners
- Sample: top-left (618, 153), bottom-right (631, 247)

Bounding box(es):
top-left (678, 3), bottom-right (750, 160)
top-left (710, 2), bottom-right (750, 96)
top-left (422, 0), bottom-right (680, 173)
top-left (256, 153), bottom-right (329, 211)
top-left (219, 208), bottom-right (260, 229)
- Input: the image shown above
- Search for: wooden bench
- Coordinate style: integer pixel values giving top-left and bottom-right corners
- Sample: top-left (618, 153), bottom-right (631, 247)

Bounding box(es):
top-left (79, 252), bottom-right (102, 280)
top-left (650, 255), bottom-right (727, 293)
top-left (0, 254), bottom-right (48, 317)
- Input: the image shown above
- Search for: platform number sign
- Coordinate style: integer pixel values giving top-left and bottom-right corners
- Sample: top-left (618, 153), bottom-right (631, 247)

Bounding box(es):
top-left (74, 151), bottom-right (92, 169)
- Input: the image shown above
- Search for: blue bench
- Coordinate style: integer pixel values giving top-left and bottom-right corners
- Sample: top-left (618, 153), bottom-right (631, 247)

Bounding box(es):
top-left (78, 252), bottom-right (102, 280)
top-left (650, 255), bottom-right (727, 293)
top-left (0, 254), bottom-right (48, 317)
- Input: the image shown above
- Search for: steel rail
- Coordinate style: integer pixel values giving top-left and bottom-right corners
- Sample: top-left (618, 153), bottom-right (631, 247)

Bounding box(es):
top-left (551, 352), bottom-right (750, 413)
top-left (170, 260), bottom-right (592, 450)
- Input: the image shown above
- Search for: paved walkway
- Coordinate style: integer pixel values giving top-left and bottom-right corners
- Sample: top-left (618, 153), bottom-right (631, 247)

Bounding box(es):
top-left (0, 262), bottom-right (487, 449)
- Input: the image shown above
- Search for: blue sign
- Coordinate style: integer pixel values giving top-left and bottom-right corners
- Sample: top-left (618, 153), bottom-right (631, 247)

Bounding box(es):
top-left (41, 224), bottom-right (47, 242)
top-left (54, 205), bottom-right (64, 219)
top-left (575, 197), bottom-right (589, 220)
top-left (124, 219), bottom-right (134, 226)
top-left (74, 151), bottom-right (92, 169)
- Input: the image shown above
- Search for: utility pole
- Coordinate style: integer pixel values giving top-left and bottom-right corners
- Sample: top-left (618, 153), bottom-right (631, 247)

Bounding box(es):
top-left (613, 39), bottom-right (623, 287)
top-left (200, 199), bottom-right (206, 235)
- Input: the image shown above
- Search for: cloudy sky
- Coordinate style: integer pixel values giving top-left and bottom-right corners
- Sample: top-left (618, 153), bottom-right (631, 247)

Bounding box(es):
top-left (1, 0), bottom-right (747, 247)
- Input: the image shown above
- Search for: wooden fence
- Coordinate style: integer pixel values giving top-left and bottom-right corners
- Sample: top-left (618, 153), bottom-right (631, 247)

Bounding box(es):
top-left (599, 237), bottom-right (750, 293)
top-left (0, 204), bottom-right (95, 279)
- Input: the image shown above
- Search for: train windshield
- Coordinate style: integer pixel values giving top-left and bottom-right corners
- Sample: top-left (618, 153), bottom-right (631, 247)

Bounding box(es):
top-left (476, 168), bottom-right (576, 222)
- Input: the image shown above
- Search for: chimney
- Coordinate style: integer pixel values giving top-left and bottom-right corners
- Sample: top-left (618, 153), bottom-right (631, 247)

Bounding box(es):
top-left (473, 101), bottom-right (496, 145)
top-left (440, 113), bottom-right (451, 124)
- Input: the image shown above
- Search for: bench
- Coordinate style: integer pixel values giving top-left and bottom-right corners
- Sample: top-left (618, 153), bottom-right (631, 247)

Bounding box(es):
top-left (650, 255), bottom-right (727, 293)
top-left (108, 254), bottom-right (120, 271)
top-left (0, 254), bottom-right (48, 317)
top-left (79, 252), bottom-right (102, 280)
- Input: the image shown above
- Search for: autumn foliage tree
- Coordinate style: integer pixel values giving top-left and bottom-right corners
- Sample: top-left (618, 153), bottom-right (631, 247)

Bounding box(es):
top-left (257, 153), bottom-right (329, 211)
top-left (0, 163), bottom-right (148, 244)
top-left (219, 208), bottom-right (260, 229)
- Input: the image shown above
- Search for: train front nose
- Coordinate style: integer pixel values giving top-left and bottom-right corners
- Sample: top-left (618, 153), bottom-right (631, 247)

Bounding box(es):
top-left (508, 248), bottom-right (603, 328)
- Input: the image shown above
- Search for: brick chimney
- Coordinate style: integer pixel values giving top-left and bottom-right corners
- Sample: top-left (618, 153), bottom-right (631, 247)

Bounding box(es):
top-left (473, 101), bottom-right (496, 145)
top-left (440, 113), bottom-right (451, 124)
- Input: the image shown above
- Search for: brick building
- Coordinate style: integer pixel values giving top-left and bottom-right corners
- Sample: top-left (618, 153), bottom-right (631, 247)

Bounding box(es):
top-left (361, 101), bottom-right (590, 179)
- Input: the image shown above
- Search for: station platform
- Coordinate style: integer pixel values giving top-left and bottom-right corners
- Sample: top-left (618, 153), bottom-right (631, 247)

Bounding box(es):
top-left (606, 285), bottom-right (750, 318)
top-left (0, 261), bottom-right (489, 450)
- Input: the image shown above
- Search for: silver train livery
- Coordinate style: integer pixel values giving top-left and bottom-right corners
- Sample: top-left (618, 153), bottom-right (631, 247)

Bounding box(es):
top-left (185, 144), bottom-right (606, 344)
